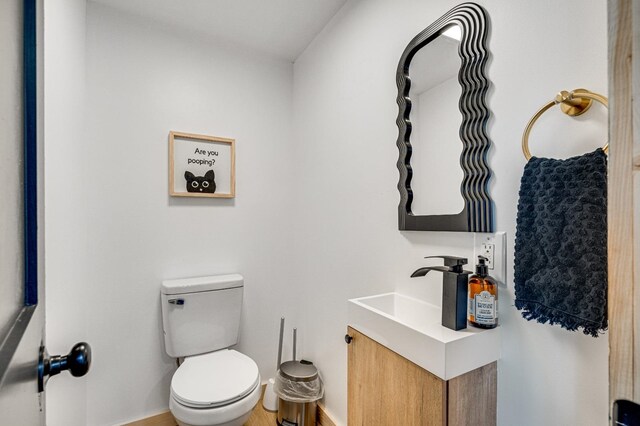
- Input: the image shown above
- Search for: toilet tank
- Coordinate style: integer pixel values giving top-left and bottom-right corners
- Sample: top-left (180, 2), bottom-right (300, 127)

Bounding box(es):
top-left (161, 274), bottom-right (243, 358)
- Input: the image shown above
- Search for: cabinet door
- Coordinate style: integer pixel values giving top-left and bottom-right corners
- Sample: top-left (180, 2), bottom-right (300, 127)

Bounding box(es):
top-left (347, 327), bottom-right (446, 426)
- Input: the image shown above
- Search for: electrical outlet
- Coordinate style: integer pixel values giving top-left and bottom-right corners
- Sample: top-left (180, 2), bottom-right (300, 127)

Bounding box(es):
top-left (481, 242), bottom-right (495, 268)
top-left (474, 232), bottom-right (507, 287)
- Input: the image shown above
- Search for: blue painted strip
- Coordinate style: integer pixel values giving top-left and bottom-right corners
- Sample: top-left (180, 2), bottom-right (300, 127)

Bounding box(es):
top-left (23, 0), bottom-right (38, 306)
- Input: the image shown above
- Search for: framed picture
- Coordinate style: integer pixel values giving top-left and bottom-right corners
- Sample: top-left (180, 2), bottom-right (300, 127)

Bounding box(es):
top-left (169, 131), bottom-right (236, 198)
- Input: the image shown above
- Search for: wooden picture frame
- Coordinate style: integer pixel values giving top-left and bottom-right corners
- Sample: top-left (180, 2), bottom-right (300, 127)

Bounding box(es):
top-left (169, 131), bottom-right (236, 198)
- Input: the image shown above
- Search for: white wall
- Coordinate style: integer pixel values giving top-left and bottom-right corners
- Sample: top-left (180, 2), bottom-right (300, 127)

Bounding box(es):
top-left (44, 0), bottom-right (89, 425)
top-left (45, 3), bottom-right (299, 424)
top-left (292, 1), bottom-right (609, 425)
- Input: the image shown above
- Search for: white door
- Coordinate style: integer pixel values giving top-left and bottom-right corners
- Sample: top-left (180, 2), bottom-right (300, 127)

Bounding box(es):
top-left (0, 0), bottom-right (45, 422)
top-left (0, 1), bottom-right (90, 423)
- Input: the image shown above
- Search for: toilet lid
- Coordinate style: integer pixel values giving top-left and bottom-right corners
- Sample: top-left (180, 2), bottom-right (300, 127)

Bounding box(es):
top-left (171, 349), bottom-right (260, 409)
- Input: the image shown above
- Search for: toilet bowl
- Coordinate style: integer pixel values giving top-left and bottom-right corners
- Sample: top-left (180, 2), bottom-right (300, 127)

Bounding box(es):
top-left (169, 349), bottom-right (262, 426)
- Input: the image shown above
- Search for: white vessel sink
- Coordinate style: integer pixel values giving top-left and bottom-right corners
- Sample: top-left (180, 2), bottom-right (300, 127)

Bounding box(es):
top-left (348, 292), bottom-right (500, 380)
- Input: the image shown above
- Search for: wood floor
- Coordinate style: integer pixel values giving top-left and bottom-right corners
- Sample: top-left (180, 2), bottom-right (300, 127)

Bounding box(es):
top-left (124, 384), bottom-right (337, 426)
top-left (123, 386), bottom-right (277, 426)
top-left (246, 386), bottom-right (278, 426)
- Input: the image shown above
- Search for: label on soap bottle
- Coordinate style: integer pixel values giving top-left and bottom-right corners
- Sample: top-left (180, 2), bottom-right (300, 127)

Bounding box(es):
top-left (474, 290), bottom-right (496, 325)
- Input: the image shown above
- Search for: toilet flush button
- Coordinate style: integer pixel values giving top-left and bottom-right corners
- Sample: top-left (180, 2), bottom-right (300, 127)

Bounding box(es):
top-left (168, 298), bottom-right (185, 305)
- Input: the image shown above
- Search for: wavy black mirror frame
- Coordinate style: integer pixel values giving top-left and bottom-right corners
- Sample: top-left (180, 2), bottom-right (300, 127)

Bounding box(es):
top-left (396, 2), bottom-right (493, 232)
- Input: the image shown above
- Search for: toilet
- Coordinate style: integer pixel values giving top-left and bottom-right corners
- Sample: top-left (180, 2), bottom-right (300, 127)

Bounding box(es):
top-left (161, 274), bottom-right (261, 426)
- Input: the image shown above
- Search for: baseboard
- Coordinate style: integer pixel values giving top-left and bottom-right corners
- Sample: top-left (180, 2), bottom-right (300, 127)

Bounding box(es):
top-left (317, 402), bottom-right (337, 426)
top-left (122, 411), bottom-right (176, 426)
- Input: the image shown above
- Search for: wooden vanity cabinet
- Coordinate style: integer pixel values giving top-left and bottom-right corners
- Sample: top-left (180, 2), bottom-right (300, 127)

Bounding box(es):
top-left (347, 327), bottom-right (496, 426)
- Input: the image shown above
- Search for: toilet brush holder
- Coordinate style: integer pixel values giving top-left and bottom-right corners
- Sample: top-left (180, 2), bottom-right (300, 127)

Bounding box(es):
top-left (262, 377), bottom-right (278, 412)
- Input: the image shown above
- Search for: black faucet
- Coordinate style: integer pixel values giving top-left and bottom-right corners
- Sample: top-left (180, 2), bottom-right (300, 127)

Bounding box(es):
top-left (411, 256), bottom-right (471, 331)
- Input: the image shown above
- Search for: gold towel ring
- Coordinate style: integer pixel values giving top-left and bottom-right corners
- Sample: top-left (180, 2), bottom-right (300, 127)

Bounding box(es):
top-left (522, 88), bottom-right (609, 160)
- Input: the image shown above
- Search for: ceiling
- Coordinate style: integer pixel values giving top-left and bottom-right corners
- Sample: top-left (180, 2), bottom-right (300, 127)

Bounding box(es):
top-left (91, 0), bottom-right (348, 62)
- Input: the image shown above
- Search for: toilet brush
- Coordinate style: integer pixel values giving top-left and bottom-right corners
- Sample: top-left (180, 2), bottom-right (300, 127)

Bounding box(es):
top-left (262, 316), bottom-right (284, 412)
top-left (292, 328), bottom-right (297, 360)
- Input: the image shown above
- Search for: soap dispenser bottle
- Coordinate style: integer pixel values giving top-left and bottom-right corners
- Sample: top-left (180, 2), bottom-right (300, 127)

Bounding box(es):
top-left (468, 256), bottom-right (498, 329)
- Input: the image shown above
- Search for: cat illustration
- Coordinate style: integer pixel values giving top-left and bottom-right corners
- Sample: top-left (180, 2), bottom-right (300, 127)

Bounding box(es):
top-left (184, 170), bottom-right (216, 193)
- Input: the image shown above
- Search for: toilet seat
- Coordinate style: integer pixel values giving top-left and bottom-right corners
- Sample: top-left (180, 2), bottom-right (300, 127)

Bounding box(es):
top-left (171, 349), bottom-right (260, 409)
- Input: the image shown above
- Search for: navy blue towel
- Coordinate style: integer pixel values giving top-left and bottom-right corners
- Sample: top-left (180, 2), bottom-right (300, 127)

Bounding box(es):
top-left (514, 148), bottom-right (607, 337)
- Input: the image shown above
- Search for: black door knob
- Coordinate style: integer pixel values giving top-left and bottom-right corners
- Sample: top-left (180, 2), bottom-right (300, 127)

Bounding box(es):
top-left (613, 400), bottom-right (640, 425)
top-left (38, 342), bottom-right (91, 392)
top-left (344, 334), bottom-right (353, 344)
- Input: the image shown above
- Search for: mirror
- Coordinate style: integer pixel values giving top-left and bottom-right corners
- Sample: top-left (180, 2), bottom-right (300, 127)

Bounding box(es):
top-left (396, 3), bottom-right (494, 232)
top-left (408, 25), bottom-right (463, 216)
